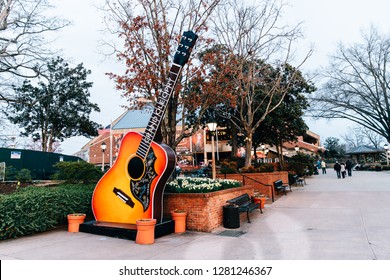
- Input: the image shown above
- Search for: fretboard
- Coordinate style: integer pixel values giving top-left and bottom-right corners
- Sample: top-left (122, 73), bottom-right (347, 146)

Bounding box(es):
top-left (136, 63), bottom-right (182, 159)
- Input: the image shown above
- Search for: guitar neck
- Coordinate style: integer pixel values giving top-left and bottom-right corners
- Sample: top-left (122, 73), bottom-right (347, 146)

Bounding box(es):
top-left (136, 63), bottom-right (182, 159)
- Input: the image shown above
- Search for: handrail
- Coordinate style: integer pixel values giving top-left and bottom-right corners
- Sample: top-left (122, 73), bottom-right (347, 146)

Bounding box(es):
top-left (221, 171), bottom-right (272, 186)
top-left (238, 171), bottom-right (272, 187)
top-left (221, 171), bottom-right (275, 202)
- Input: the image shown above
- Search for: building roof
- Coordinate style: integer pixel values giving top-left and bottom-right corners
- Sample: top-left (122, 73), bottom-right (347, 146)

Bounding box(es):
top-left (112, 109), bottom-right (152, 130)
top-left (347, 145), bottom-right (383, 155)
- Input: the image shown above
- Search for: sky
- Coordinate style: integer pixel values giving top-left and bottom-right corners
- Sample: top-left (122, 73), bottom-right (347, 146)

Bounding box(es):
top-left (48, 0), bottom-right (390, 155)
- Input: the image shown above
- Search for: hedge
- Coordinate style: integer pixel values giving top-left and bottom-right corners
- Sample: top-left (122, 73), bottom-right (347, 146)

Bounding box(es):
top-left (0, 184), bottom-right (94, 240)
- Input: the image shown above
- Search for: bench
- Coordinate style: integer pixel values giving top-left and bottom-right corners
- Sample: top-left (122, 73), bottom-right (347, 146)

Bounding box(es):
top-left (273, 180), bottom-right (289, 196)
top-left (293, 174), bottom-right (305, 187)
top-left (226, 193), bottom-right (262, 223)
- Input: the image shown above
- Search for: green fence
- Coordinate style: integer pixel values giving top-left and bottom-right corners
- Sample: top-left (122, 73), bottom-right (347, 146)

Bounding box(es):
top-left (0, 148), bottom-right (83, 180)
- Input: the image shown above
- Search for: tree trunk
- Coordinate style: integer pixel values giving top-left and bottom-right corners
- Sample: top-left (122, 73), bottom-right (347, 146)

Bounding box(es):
top-left (41, 128), bottom-right (47, 152)
top-left (48, 136), bottom-right (55, 153)
top-left (244, 132), bottom-right (253, 168)
top-left (277, 141), bottom-right (284, 170)
top-left (230, 126), bottom-right (238, 158)
top-left (253, 143), bottom-right (258, 164)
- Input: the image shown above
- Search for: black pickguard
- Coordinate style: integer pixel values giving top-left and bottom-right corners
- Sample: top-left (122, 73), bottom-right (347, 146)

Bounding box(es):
top-left (130, 148), bottom-right (157, 212)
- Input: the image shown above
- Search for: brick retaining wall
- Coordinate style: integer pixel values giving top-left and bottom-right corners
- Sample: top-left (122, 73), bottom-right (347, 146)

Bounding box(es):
top-left (163, 185), bottom-right (255, 232)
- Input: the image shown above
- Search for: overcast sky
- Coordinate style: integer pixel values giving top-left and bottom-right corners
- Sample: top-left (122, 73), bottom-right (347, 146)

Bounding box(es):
top-left (50, 0), bottom-right (390, 154)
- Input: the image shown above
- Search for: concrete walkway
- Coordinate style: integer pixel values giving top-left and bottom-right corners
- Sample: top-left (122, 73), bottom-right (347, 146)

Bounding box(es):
top-left (1, 169), bottom-right (390, 260)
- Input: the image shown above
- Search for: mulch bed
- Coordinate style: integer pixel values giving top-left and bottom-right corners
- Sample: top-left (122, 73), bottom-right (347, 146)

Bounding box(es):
top-left (0, 181), bottom-right (62, 195)
top-left (0, 182), bottom-right (30, 195)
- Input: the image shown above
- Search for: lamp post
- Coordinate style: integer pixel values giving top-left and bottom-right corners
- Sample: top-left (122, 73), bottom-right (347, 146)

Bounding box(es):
top-left (385, 143), bottom-right (389, 166)
top-left (207, 122), bottom-right (217, 179)
top-left (101, 141), bottom-right (107, 172)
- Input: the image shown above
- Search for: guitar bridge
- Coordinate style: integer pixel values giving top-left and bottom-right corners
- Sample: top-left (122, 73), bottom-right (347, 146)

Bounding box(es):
top-left (113, 188), bottom-right (135, 208)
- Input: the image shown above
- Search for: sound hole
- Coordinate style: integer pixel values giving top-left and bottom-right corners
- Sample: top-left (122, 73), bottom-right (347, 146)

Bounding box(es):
top-left (128, 156), bottom-right (145, 181)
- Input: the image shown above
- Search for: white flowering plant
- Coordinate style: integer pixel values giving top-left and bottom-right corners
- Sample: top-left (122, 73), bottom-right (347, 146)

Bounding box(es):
top-left (165, 178), bottom-right (242, 193)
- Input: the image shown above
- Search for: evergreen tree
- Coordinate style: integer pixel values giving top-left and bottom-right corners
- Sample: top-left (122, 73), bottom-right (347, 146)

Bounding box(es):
top-left (7, 57), bottom-right (100, 152)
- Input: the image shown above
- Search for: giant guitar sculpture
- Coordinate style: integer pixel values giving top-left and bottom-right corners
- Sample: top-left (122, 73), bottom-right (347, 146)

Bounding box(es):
top-left (92, 31), bottom-right (198, 225)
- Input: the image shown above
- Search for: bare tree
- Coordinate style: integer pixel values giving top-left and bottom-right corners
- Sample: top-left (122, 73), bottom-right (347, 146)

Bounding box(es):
top-left (211, 0), bottom-right (312, 167)
top-left (310, 26), bottom-right (390, 143)
top-left (341, 127), bottom-right (366, 150)
top-left (342, 125), bottom-right (385, 150)
top-left (0, 0), bottom-right (69, 102)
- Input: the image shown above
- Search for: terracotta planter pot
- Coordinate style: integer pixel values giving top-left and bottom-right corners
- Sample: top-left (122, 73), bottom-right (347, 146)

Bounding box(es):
top-left (67, 213), bottom-right (86, 232)
top-left (252, 197), bottom-right (266, 209)
top-left (135, 219), bottom-right (156, 245)
top-left (259, 197), bottom-right (266, 209)
top-left (171, 211), bottom-right (187, 233)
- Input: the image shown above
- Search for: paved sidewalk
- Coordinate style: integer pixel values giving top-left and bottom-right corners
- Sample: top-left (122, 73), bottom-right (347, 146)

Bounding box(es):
top-left (1, 170), bottom-right (390, 260)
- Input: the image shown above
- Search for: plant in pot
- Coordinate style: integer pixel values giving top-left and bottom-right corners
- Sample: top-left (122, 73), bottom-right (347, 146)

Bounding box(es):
top-left (67, 213), bottom-right (86, 232)
top-left (171, 209), bottom-right (187, 233)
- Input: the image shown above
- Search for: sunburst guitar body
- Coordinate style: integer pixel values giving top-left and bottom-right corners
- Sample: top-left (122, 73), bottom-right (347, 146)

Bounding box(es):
top-left (92, 131), bottom-right (175, 224)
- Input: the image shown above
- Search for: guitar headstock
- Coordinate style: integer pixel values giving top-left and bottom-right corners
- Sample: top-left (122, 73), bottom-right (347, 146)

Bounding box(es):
top-left (173, 31), bottom-right (198, 66)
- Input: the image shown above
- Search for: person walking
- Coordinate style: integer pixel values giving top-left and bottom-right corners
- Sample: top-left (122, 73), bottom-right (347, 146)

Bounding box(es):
top-left (321, 160), bottom-right (327, 174)
top-left (340, 162), bottom-right (346, 178)
top-left (346, 160), bottom-right (353, 176)
top-left (334, 161), bottom-right (341, 178)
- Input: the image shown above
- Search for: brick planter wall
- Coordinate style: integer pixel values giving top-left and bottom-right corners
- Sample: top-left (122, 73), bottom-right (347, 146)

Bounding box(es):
top-left (163, 185), bottom-right (255, 232)
top-left (216, 172), bottom-right (289, 201)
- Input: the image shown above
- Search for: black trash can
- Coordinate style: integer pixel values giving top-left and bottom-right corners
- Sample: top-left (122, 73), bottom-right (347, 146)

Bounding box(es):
top-left (223, 204), bottom-right (240, 229)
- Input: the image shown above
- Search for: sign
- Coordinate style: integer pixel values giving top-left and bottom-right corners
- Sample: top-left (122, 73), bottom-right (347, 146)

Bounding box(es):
top-left (206, 128), bottom-right (231, 141)
top-left (10, 151), bottom-right (21, 159)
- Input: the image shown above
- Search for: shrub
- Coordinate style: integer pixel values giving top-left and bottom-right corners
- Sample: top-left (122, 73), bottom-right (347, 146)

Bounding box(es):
top-left (5, 166), bottom-right (18, 181)
top-left (231, 156), bottom-right (245, 169)
top-left (257, 163), bottom-right (274, 173)
top-left (240, 165), bottom-right (257, 173)
top-left (220, 161), bottom-right (237, 174)
top-left (15, 168), bottom-right (32, 183)
top-left (52, 161), bottom-right (103, 183)
top-left (166, 177), bottom-right (242, 193)
top-left (287, 153), bottom-right (316, 175)
top-left (286, 162), bottom-right (307, 177)
top-left (0, 184), bottom-right (94, 240)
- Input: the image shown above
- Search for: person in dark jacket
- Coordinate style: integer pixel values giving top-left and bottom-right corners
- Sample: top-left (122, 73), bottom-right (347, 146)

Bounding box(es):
top-left (346, 160), bottom-right (353, 176)
top-left (333, 161), bottom-right (341, 179)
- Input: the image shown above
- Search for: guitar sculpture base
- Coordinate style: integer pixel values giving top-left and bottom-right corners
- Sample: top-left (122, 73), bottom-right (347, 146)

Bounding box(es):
top-left (79, 219), bottom-right (174, 241)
